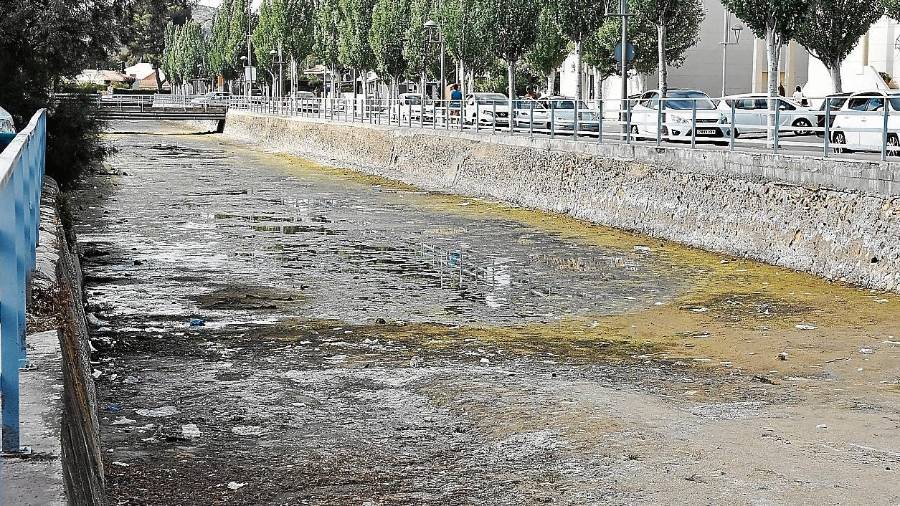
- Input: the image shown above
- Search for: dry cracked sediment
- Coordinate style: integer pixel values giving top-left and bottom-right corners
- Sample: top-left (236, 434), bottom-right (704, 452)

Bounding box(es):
top-left (77, 122), bottom-right (899, 505)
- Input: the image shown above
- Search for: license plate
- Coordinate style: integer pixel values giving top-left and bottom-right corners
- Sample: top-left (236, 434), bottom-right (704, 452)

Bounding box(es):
top-left (698, 128), bottom-right (717, 135)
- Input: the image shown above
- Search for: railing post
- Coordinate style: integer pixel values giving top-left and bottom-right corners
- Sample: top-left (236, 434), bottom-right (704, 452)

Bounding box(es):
top-left (626, 99), bottom-right (632, 143)
top-left (824, 97), bottom-right (831, 158)
top-left (475, 102), bottom-right (480, 133)
top-left (729, 101), bottom-right (736, 151)
top-left (774, 101), bottom-right (781, 155)
top-left (550, 100), bottom-right (555, 139)
top-left (492, 102), bottom-right (496, 133)
top-left (529, 103), bottom-right (534, 138)
top-left (656, 98), bottom-right (662, 146)
top-left (690, 99), bottom-right (697, 149)
top-left (598, 100), bottom-right (603, 144)
top-left (574, 99), bottom-right (579, 141)
top-left (882, 96), bottom-right (889, 161)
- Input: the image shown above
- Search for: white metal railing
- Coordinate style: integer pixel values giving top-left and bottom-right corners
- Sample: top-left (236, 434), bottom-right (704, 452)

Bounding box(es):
top-left (0, 109), bottom-right (46, 454)
top-left (225, 93), bottom-right (900, 162)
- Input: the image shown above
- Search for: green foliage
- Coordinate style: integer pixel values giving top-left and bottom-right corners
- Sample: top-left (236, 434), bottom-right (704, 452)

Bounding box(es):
top-left (121, 0), bottom-right (192, 66)
top-left (338, 0), bottom-right (377, 71)
top-left (439, 0), bottom-right (492, 73)
top-left (163, 21), bottom-right (207, 86)
top-left (253, 0), bottom-right (316, 70)
top-left (722, 0), bottom-right (807, 42)
top-left (630, 0), bottom-right (704, 93)
top-left (369, 0), bottom-right (410, 84)
top-left (474, 59), bottom-right (541, 94)
top-left (887, 0), bottom-right (900, 19)
top-left (0, 0), bottom-right (117, 185)
top-left (403, 0), bottom-right (434, 77)
top-left (46, 96), bottom-right (109, 188)
top-left (584, 14), bottom-right (658, 78)
top-left (208, 0), bottom-right (235, 79)
top-left (525, 7), bottom-right (570, 79)
top-left (480, 0), bottom-right (541, 64)
top-left (795, 0), bottom-right (884, 88)
top-left (553, 0), bottom-right (608, 44)
top-left (314, 0), bottom-right (342, 67)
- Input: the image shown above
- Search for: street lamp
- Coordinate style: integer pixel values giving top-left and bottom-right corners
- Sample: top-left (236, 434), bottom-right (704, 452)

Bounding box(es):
top-left (604, 0), bottom-right (632, 137)
top-left (720, 11), bottom-right (744, 96)
top-left (424, 19), bottom-right (445, 101)
top-left (240, 55), bottom-right (248, 95)
top-left (269, 46), bottom-right (284, 98)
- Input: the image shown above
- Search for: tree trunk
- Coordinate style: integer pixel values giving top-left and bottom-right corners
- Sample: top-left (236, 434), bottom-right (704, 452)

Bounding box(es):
top-left (154, 66), bottom-right (163, 93)
top-left (765, 24), bottom-right (780, 141)
top-left (546, 71), bottom-right (554, 96)
top-left (508, 60), bottom-right (515, 133)
top-left (657, 22), bottom-right (667, 98)
top-left (574, 40), bottom-right (583, 101)
top-left (829, 58), bottom-right (843, 93)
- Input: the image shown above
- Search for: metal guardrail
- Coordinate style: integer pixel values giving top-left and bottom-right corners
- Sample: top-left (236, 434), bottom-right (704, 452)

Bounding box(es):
top-left (0, 109), bottom-right (46, 454)
top-left (225, 93), bottom-right (900, 163)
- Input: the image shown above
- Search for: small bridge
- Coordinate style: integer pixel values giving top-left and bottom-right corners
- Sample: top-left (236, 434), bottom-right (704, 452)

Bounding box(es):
top-left (57, 94), bottom-right (229, 131)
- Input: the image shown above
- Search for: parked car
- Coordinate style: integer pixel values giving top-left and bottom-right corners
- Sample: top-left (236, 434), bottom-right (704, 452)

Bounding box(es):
top-left (512, 98), bottom-right (550, 129)
top-left (393, 93), bottom-right (434, 123)
top-left (538, 96), bottom-right (601, 132)
top-left (717, 93), bottom-right (816, 137)
top-left (464, 93), bottom-right (511, 126)
top-left (830, 90), bottom-right (900, 154)
top-left (0, 106), bottom-right (15, 149)
top-left (190, 91), bottom-right (231, 105)
top-left (815, 92), bottom-right (852, 137)
top-left (290, 91), bottom-right (319, 113)
top-left (631, 89), bottom-right (729, 142)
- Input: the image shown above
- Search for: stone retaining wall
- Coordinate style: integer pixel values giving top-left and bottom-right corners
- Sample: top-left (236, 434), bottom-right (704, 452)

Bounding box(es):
top-left (223, 110), bottom-right (900, 292)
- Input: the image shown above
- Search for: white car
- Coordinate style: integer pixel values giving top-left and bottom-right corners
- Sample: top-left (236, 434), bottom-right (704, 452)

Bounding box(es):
top-left (512, 98), bottom-right (550, 129)
top-left (631, 89), bottom-right (729, 142)
top-left (190, 91), bottom-right (231, 105)
top-left (393, 93), bottom-right (433, 122)
top-left (464, 93), bottom-right (511, 126)
top-left (290, 91), bottom-right (319, 113)
top-left (831, 90), bottom-right (900, 154)
top-left (0, 106), bottom-right (14, 134)
top-left (717, 93), bottom-right (816, 137)
top-left (539, 96), bottom-right (601, 132)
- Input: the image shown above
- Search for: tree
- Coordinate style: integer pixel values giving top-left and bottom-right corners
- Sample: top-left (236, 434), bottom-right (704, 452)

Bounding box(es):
top-left (795, 0), bottom-right (884, 93)
top-left (724, 1), bottom-right (806, 97)
top-left (554, 0), bottom-right (608, 101)
top-left (164, 21), bottom-right (207, 94)
top-left (0, 0), bottom-right (119, 185)
top-left (121, 0), bottom-right (193, 91)
top-left (525, 7), bottom-right (570, 95)
top-left (369, 0), bottom-right (410, 98)
top-left (480, 0), bottom-right (540, 129)
top-left (584, 13), bottom-right (657, 80)
top-left (886, 0), bottom-right (900, 19)
top-left (315, 0), bottom-right (342, 97)
top-left (208, 0), bottom-right (235, 85)
top-left (440, 0), bottom-right (491, 94)
top-left (630, 0), bottom-right (703, 98)
top-left (404, 0), bottom-right (436, 94)
top-left (253, 0), bottom-right (316, 94)
top-left (338, 0), bottom-right (377, 102)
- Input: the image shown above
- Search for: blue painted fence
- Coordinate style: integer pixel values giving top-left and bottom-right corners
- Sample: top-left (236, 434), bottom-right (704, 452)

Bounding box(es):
top-left (0, 109), bottom-right (46, 453)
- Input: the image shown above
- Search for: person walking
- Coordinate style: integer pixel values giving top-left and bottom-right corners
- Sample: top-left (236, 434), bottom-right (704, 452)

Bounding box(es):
top-left (778, 83), bottom-right (785, 97)
top-left (449, 83), bottom-right (463, 123)
top-left (792, 85), bottom-right (808, 107)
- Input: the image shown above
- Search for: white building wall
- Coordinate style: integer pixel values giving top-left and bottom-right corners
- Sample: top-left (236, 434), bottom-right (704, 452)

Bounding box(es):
top-left (804, 16), bottom-right (899, 97)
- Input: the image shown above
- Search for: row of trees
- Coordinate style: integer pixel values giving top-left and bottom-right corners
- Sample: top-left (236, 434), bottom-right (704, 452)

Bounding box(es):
top-left (155, 0), bottom-right (900, 104)
top-left (187, 0), bottom-right (705, 102)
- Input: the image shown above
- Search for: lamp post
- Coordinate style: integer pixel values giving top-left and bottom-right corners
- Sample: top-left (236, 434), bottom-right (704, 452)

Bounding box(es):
top-left (424, 19), bottom-right (445, 100)
top-left (269, 46), bottom-right (284, 98)
top-left (240, 55), bottom-right (248, 96)
top-left (605, 0), bottom-right (632, 137)
top-left (720, 11), bottom-right (743, 97)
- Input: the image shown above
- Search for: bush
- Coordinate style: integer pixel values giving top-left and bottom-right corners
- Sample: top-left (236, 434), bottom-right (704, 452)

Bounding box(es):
top-left (44, 95), bottom-right (108, 188)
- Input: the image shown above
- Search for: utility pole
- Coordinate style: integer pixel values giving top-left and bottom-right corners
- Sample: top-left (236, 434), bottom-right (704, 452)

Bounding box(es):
top-left (618, 0), bottom-right (630, 136)
top-left (246, 0), bottom-right (252, 98)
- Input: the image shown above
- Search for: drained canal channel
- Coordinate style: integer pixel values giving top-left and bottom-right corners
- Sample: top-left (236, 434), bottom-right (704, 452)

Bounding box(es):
top-left (74, 122), bottom-right (899, 504)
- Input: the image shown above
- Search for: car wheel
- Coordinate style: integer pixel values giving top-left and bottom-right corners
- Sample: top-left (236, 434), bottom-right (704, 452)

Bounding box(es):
top-left (792, 118), bottom-right (812, 136)
top-left (832, 131), bottom-right (847, 153)
top-left (888, 134), bottom-right (900, 156)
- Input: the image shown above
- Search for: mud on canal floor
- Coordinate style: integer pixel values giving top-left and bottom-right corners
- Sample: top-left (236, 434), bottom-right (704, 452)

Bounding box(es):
top-left (73, 122), bottom-right (900, 505)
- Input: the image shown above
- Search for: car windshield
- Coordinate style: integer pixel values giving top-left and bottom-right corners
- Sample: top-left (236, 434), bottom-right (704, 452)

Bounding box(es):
top-left (665, 91), bottom-right (716, 110)
top-left (513, 100), bottom-right (544, 110)
top-left (475, 94), bottom-right (508, 105)
top-left (404, 95), bottom-right (422, 105)
top-left (820, 96), bottom-right (849, 111)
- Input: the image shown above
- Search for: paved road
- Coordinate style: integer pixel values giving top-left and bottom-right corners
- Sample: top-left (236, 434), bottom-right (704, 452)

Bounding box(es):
top-left (76, 121), bottom-right (900, 504)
